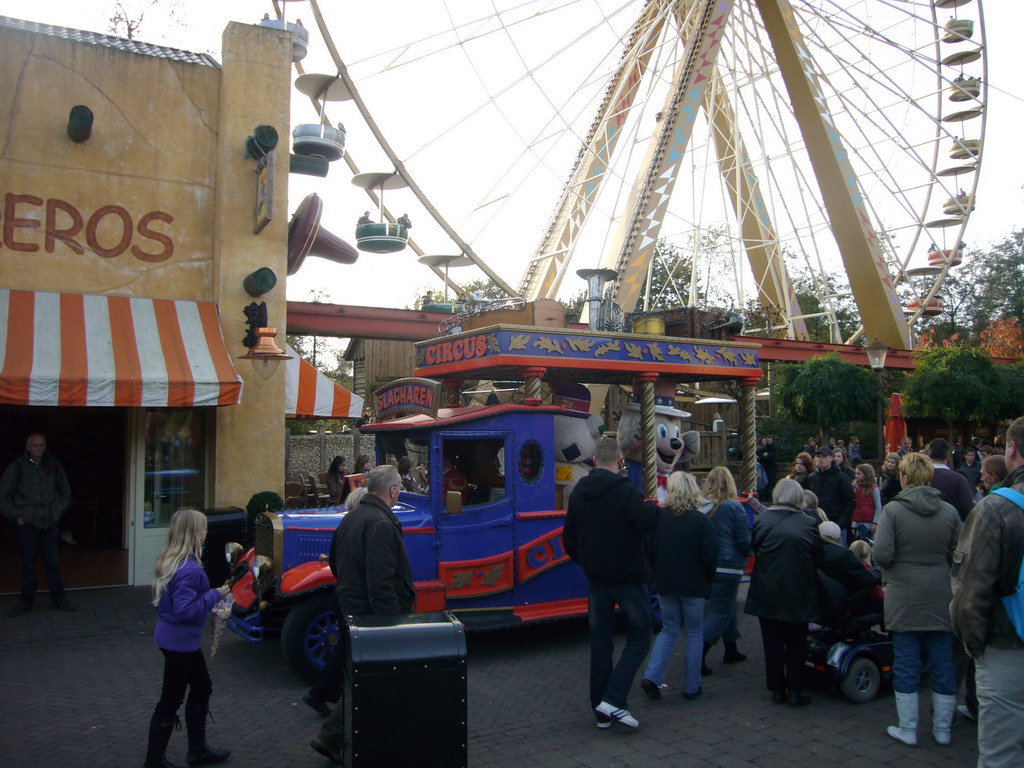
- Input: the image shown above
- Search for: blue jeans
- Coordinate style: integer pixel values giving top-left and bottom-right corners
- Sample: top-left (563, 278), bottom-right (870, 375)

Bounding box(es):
top-left (16, 522), bottom-right (65, 605)
top-left (704, 572), bottom-right (742, 646)
top-left (644, 595), bottom-right (704, 695)
top-left (891, 630), bottom-right (956, 695)
top-left (587, 581), bottom-right (652, 710)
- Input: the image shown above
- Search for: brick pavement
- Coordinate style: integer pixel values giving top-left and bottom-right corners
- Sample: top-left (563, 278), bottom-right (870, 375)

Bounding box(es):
top-left (0, 585), bottom-right (979, 767)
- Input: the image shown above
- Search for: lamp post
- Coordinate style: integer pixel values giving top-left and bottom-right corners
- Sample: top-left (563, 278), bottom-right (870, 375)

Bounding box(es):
top-left (864, 340), bottom-right (889, 462)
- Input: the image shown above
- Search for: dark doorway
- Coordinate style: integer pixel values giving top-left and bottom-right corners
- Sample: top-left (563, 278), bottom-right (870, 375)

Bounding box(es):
top-left (0, 406), bottom-right (128, 594)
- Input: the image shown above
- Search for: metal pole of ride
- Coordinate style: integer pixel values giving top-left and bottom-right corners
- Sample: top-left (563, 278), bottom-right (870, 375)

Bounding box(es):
top-left (638, 374), bottom-right (658, 500)
top-left (442, 378), bottom-right (464, 408)
top-left (523, 367), bottom-right (546, 405)
top-left (739, 380), bottom-right (757, 494)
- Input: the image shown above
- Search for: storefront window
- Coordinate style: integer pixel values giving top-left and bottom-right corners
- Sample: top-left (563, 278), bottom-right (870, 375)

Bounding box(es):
top-left (143, 410), bottom-right (207, 527)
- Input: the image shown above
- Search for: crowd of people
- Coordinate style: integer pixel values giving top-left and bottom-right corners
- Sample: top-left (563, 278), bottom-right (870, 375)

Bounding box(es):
top-left (563, 419), bottom-right (1024, 768)
top-left (6, 413), bottom-right (1021, 767)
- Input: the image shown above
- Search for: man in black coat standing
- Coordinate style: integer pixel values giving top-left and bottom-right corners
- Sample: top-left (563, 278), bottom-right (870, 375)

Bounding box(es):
top-left (756, 436), bottom-right (778, 501)
top-left (311, 465), bottom-right (415, 764)
top-left (810, 448), bottom-right (856, 545)
top-left (564, 437), bottom-right (660, 730)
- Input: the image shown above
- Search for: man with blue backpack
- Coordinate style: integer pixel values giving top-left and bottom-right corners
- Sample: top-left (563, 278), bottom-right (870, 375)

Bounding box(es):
top-left (951, 415), bottom-right (1024, 768)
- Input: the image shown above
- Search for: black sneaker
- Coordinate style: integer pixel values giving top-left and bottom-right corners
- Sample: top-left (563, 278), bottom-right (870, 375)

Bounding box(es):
top-left (303, 692), bottom-right (331, 717)
top-left (640, 679), bottom-right (661, 700)
top-left (310, 739), bottom-right (343, 765)
top-left (594, 710), bottom-right (612, 729)
top-left (53, 598), bottom-right (77, 612)
top-left (788, 692), bottom-right (812, 708)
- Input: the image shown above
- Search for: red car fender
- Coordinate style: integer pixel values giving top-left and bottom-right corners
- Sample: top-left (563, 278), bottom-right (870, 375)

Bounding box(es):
top-left (280, 560), bottom-right (336, 595)
top-left (230, 548), bottom-right (258, 611)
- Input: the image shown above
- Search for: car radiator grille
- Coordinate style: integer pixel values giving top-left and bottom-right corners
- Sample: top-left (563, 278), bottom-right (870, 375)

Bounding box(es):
top-left (255, 515), bottom-right (274, 559)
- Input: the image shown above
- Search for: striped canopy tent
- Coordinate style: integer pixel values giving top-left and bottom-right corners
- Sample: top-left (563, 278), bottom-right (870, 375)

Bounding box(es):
top-left (0, 288), bottom-right (242, 407)
top-left (284, 343), bottom-right (362, 419)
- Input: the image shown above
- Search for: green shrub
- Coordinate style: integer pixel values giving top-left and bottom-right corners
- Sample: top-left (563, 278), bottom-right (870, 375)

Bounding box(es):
top-left (246, 490), bottom-right (284, 526)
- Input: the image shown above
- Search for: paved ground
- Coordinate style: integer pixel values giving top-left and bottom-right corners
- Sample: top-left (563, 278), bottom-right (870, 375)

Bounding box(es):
top-left (1, 585), bottom-right (979, 767)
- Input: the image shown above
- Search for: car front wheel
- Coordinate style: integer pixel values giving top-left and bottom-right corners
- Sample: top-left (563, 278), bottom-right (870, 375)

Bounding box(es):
top-left (280, 591), bottom-right (341, 683)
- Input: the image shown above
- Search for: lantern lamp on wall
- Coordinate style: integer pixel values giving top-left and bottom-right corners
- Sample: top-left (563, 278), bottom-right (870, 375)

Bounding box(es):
top-left (67, 105), bottom-right (94, 142)
top-left (240, 302), bottom-right (291, 380)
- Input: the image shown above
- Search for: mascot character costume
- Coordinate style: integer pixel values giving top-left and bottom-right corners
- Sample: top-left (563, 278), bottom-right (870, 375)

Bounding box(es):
top-left (552, 383), bottom-right (604, 500)
top-left (617, 381), bottom-right (700, 502)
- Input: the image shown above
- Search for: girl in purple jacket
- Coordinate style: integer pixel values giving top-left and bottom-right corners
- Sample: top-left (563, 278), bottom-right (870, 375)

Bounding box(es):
top-left (144, 508), bottom-right (230, 768)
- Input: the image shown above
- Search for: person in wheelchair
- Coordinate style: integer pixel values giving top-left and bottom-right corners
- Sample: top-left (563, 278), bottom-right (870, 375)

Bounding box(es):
top-left (816, 521), bottom-right (883, 631)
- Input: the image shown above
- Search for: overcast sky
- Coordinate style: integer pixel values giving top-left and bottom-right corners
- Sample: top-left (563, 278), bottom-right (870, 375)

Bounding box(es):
top-left (11, 1), bottom-right (1023, 315)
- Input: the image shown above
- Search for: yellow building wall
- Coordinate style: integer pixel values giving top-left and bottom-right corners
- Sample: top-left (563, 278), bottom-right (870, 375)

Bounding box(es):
top-left (0, 26), bottom-right (220, 298)
top-left (0, 21), bottom-right (292, 507)
top-left (210, 22), bottom-right (292, 507)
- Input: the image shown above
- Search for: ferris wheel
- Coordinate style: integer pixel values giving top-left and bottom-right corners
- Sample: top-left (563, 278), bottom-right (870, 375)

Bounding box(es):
top-left (285, 0), bottom-right (987, 351)
top-left (514, 0), bottom-right (987, 350)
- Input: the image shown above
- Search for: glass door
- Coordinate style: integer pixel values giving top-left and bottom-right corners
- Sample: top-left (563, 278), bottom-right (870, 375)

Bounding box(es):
top-left (131, 409), bottom-right (209, 584)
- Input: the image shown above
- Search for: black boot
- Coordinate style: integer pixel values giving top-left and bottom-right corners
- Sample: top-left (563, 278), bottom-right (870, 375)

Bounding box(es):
top-left (701, 643), bottom-right (714, 676)
top-left (144, 713), bottom-right (180, 768)
top-left (723, 642), bottom-right (747, 664)
top-left (184, 704), bottom-right (230, 766)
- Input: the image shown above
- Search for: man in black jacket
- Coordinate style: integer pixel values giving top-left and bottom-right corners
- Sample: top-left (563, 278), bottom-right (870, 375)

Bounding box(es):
top-left (756, 436), bottom-right (778, 501)
top-left (810, 449), bottom-right (855, 545)
top-left (564, 437), bottom-right (660, 729)
top-left (312, 465), bottom-right (414, 764)
top-left (0, 432), bottom-right (75, 615)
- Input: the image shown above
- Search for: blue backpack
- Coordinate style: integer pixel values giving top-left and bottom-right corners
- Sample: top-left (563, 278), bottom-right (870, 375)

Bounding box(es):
top-left (991, 487), bottom-right (1024, 641)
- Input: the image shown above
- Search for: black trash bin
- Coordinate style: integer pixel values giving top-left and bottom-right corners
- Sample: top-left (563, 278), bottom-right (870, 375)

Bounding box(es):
top-left (346, 611), bottom-right (467, 768)
top-left (200, 506), bottom-right (247, 587)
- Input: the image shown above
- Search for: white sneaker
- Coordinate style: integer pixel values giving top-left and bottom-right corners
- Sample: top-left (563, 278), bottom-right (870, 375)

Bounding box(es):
top-left (595, 701), bottom-right (639, 728)
top-left (60, 531), bottom-right (77, 545)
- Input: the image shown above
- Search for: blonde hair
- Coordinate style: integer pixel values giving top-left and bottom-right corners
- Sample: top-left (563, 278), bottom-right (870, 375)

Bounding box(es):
top-left (702, 466), bottom-right (737, 504)
top-left (802, 490), bottom-right (828, 523)
top-left (152, 508), bottom-right (207, 606)
top-left (899, 452), bottom-right (934, 487)
top-left (849, 539), bottom-right (872, 565)
top-left (666, 471), bottom-right (704, 514)
top-left (882, 452), bottom-right (901, 474)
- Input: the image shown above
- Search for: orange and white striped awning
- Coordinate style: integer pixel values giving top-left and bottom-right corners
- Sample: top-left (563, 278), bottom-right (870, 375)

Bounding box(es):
top-left (0, 289), bottom-right (243, 407)
top-left (284, 343), bottom-right (363, 419)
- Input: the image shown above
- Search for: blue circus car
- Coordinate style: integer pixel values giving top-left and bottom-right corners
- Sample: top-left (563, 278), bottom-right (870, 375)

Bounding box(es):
top-left (226, 401), bottom-right (588, 681)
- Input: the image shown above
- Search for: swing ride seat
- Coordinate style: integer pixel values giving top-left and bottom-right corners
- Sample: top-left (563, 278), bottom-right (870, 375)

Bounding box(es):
top-left (292, 123), bottom-right (346, 161)
top-left (356, 222), bottom-right (409, 253)
top-left (421, 302), bottom-right (460, 314)
top-left (948, 77), bottom-right (981, 102)
top-left (942, 195), bottom-right (975, 216)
